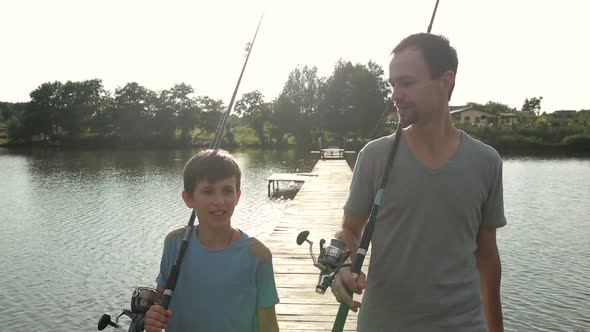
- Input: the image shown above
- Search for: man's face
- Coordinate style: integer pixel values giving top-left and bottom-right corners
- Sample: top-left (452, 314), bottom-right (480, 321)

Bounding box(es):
top-left (182, 176), bottom-right (241, 229)
top-left (388, 47), bottom-right (447, 125)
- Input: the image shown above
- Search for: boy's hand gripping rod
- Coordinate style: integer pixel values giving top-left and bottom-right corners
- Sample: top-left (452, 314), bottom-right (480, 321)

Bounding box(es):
top-left (160, 13), bottom-right (264, 310)
top-left (331, 1), bottom-right (440, 331)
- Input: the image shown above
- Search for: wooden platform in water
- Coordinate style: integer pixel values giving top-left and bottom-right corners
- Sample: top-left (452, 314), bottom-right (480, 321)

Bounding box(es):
top-left (265, 173), bottom-right (318, 197)
top-left (263, 159), bottom-right (365, 331)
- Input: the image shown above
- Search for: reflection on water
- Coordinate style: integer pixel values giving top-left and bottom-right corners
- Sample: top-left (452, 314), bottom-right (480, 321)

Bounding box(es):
top-left (499, 156), bottom-right (590, 331)
top-left (0, 148), bottom-right (588, 331)
top-left (0, 147), bottom-right (317, 331)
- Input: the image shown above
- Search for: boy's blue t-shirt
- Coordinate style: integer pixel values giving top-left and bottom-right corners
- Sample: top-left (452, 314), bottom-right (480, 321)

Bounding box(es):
top-left (156, 227), bottom-right (279, 332)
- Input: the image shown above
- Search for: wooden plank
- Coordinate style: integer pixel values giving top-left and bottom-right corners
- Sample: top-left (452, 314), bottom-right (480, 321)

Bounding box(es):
top-left (266, 173), bottom-right (318, 182)
top-left (262, 159), bottom-right (365, 331)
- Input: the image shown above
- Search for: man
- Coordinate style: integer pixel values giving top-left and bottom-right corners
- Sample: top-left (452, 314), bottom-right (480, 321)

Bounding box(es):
top-left (332, 33), bottom-right (506, 332)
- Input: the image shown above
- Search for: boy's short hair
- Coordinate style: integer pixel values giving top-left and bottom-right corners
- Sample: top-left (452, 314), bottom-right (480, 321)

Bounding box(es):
top-left (183, 149), bottom-right (241, 195)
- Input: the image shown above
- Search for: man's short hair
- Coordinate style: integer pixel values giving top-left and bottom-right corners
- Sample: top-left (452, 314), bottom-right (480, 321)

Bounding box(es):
top-left (183, 149), bottom-right (241, 195)
top-left (392, 33), bottom-right (458, 100)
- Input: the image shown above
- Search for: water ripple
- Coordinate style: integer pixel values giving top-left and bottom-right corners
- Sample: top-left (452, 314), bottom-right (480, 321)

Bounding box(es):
top-left (0, 150), bottom-right (588, 331)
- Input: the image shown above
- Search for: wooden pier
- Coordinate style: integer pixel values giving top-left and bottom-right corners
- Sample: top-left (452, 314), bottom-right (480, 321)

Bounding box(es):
top-left (262, 159), bottom-right (366, 331)
top-left (310, 148), bottom-right (357, 160)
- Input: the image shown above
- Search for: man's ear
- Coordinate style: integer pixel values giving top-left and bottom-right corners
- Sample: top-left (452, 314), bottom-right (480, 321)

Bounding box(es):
top-left (182, 191), bottom-right (194, 208)
top-left (440, 70), bottom-right (455, 95)
top-left (236, 190), bottom-right (241, 205)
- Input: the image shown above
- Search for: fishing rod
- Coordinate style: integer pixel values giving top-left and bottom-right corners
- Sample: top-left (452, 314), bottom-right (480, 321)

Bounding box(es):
top-left (97, 14), bottom-right (264, 332)
top-left (333, 1), bottom-right (442, 330)
top-left (160, 12), bottom-right (264, 311)
top-left (210, 15), bottom-right (264, 150)
top-left (367, 0), bottom-right (439, 141)
top-left (297, 1), bottom-right (442, 331)
top-left (367, 100), bottom-right (393, 141)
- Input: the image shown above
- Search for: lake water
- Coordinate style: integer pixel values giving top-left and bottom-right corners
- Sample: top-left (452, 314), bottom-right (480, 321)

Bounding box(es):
top-left (0, 147), bottom-right (588, 331)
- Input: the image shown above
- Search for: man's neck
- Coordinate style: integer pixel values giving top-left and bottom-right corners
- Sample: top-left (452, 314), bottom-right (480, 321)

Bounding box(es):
top-left (407, 108), bottom-right (457, 148)
top-left (404, 107), bottom-right (461, 168)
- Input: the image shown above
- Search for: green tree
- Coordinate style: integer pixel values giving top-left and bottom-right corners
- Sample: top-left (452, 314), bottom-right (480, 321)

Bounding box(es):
top-left (235, 90), bottom-right (271, 145)
top-left (0, 102), bottom-right (29, 141)
top-left (467, 101), bottom-right (515, 114)
top-left (0, 102), bottom-right (27, 122)
top-left (27, 81), bottom-right (64, 140)
top-left (157, 83), bottom-right (196, 142)
top-left (91, 95), bottom-right (116, 136)
top-left (522, 96), bottom-right (543, 116)
top-left (113, 82), bottom-right (157, 143)
top-left (194, 96), bottom-right (225, 142)
top-left (319, 60), bottom-right (389, 141)
top-left (58, 79), bottom-right (109, 139)
top-left (273, 65), bottom-right (323, 146)
top-left (574, 110), bottom-right (590, 126)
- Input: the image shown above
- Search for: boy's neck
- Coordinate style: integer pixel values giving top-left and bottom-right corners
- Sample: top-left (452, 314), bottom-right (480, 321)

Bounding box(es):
top-left (196, 225), bottom-right (236, 250)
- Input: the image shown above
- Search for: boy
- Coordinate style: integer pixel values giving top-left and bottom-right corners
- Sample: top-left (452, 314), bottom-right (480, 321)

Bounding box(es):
top-left (145, 149), bottom-right (280, 332)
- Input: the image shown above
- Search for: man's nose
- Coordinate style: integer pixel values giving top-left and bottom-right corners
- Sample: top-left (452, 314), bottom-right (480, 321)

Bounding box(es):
top-left (391, 86), bottom-right (404, 104)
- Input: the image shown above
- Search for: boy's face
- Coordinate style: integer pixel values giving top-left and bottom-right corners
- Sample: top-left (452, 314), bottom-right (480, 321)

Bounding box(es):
top-left (182, 176), bottom-right (241, 230)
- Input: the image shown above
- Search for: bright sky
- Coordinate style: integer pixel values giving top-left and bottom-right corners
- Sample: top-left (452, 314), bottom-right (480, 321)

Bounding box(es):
top-left (1, 0), bottom-right (589, 113)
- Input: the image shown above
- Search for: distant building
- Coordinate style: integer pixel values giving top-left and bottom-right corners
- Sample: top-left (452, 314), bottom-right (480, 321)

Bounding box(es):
top-left (498, 112), bottom-right (519, 126)
top-left (450, 106), bottom-right (498, 126)
top-left (0, 127), bottom-right (7, 138)
top-left (449, 106), bottom-right (529, 126)
top-left (547, 110), bottom-right (577, 126)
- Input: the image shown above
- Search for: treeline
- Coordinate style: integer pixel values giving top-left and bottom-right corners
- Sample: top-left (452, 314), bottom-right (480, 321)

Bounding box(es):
top-left (458, 100), bottom-right (590, 153)
top-left (457, 124), bottom-right (590, 154)
top-left (0, 60), bottom-right (390, 149)
top-left (1, 59), bottom-right (589, 153)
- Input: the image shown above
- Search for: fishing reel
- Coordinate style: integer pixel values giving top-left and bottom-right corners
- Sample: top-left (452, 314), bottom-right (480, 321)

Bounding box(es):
top-left (98, 286), bottom-right (158, 332)
top-left (296, 230), bottom-right (350, 294)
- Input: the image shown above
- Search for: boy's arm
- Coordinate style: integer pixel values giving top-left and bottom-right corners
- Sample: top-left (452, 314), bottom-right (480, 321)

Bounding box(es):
top-left (257, 306), bottom-right (279, 332)
top-left (249, 238), bottom-right (280, 331)
top-left (476, 227), bottom-right (504, 332)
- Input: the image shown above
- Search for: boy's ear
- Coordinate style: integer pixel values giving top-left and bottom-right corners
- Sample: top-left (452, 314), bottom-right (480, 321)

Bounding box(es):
top-left (236, 190), bottom-right (241, 205)
top-left (182, 191), bottom-right (194, 208)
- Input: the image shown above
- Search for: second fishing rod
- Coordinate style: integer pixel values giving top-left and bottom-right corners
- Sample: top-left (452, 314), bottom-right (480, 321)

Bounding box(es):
top-left (297, 0), bottom-right (439, 332)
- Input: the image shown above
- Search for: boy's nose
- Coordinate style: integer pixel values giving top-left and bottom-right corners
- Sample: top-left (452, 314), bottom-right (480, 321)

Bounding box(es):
top-left (211, 193), bottom-right (225, 204)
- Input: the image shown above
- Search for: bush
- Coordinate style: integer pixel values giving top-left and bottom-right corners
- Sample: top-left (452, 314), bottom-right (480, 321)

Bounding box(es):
top-left (562, 134), bottom-right (590, 149)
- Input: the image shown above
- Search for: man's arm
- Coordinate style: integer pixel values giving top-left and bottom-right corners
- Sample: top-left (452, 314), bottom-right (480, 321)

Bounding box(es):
top-left (335, 212), bottom-right (367, 262)
top-left (331, 212), bottom-right (368, 311)
top-left (257, 306), bottom-right (279, 332)
top-left (476, 227), bottom-right (504, 332)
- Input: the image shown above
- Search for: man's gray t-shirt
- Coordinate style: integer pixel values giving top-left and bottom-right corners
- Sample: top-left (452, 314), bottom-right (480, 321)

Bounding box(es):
top-left (344, 130), bottom-right (506, 332)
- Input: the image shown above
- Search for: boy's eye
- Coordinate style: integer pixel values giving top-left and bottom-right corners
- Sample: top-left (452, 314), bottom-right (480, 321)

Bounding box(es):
top-left (222, 188), bottom-right (235, 195)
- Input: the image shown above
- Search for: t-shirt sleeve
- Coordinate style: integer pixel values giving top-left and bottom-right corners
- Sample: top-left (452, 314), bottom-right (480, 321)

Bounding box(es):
top-left (256, 254), bottom-right (280, 308)
top-left (481, 158), bottom-right (507, 229)
top-left (155, 238), bottom-right (174, 286)
top-left (343, 148), bottom-right (374, 218)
